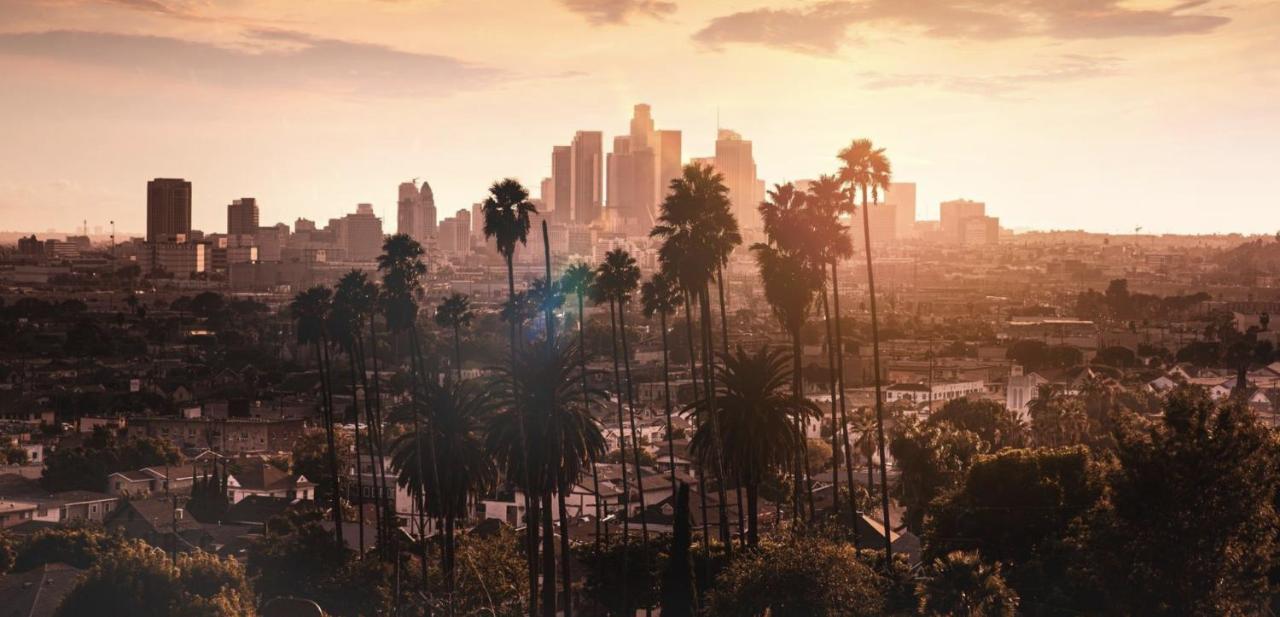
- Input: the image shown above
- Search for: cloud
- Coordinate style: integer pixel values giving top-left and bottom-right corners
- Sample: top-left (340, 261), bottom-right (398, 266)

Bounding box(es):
top-left (859, 54), bottom-right (1122, 95)
top-left (694, 0), bottom-right (1230, 54)
top-left (559, 0), bottom-right (677, 25)
top-left (0, 29), bottom-right (500, 97)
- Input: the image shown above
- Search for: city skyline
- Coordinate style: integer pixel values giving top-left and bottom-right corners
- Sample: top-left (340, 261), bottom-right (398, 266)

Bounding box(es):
top-left (1, 0), bottom-right (1277, 237)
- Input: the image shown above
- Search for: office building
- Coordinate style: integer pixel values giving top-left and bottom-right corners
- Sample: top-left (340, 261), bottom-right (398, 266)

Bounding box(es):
top-left (657, 129), bottom-right (682, 200)
top-left (961, 216), bottom-right (1001, 245)
top-left (714, 130), bottom-right (763, 230)
top-left (455, 208), bottom-right (471, 252)
top-left (570, 131), bottom-right (603, 224)
top-left (940, 199), bottom-right (987, 244)
top-left (885, 182), bottom-right (917, 239)
top-left (338, 204), bottom-right (384, 262)
top-left (227, 197), bottom-right (260, 238)
top-left (550, 145), bottom-right (572, 222)
top-left (397, 180), bottom-right (437, 242)
top-left (146, 178), bottom-right (192, 242)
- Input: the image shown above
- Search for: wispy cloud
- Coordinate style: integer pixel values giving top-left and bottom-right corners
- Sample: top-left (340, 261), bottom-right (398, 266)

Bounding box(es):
top-left (0, 29), bottom-right (501, 97)
top-left (694, 0), bottom-right (1230, 54)
top-left (559, 0), bottom-right (677, 25)
top-left (859, 54), bottom-right (1123, 95)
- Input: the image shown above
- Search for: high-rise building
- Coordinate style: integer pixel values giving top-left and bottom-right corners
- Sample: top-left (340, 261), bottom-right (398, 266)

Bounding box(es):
top-left (657, 129), bottom-right (682, 201)
top-left (227, 197), bottom-right (259, 238)
top-left (397, 180), bottom-right (437, 242)
top-left (885, 182), bottom-right (917, 239)
top-left (455, 208), bottom-right (471, 252)
top-left (339, 203), bottom-right (384, 261)
top-left (714, 130), bottom-right (763, 230)
top-left (940, 199), bottom-right (986, 244)
top-left (551, 145), bottom-right (572, 222)
top-left (146, 178), bottom-right (192, 242)
top-left (438, 217), bottom-right (460, 253)
top-left (570, 131), bottom-right (603, 224)
top-left (606, 104), bottom-right (664, 233)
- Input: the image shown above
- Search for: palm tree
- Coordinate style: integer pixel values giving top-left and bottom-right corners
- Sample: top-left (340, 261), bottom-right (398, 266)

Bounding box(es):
top-left (560, 262), bottom-right (605, 545)
top-left (917, 551), bottom-right (1020, 617)
top-left (481, 178), bottom-right (539, 614)
top-left (651, 162), bottom-right (741, 548)
top-left (376, 233), bottom-right (438, 589)
top-left (1028, 384), bottom-right (1088, 447)
top-left (390, 379), bottom-right (498, 595)
top-left (641, 269), bottom-right (683, 498)
top-left (290, 286), bottom-right (344, 546)
top-left (838, 138), bottom-right (895, 561)
top-left (434, 293), bottom-right (473, 382)
top-left (592, 248), bottom-right (648, 546)
top-left (806, 174), bottom-right (857, 521)
top-left (686, 346), bottom-right (820, 546)
top-left (488, 339), bottom-right (608, 617)
top-left (330, 271), bottom-right (377, 555)
top-left (755, 182), bottom-right (825, 520)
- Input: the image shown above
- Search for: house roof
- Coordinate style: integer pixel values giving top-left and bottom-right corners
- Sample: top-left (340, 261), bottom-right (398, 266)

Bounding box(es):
top-left (0, 562), bottom-right (84, 617)
top-left (224, 495), bottom-right (295, 525)
top-left (229, 462), bottom-right (312, 492)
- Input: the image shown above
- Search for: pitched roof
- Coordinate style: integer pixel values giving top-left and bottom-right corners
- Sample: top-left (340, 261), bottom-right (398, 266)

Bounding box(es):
top-left (229, 462), bottom-right (312, 491)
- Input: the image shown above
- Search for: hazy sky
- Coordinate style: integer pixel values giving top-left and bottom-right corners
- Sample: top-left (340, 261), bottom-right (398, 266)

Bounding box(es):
top-left (1, 0), bottom-right (1277, 236)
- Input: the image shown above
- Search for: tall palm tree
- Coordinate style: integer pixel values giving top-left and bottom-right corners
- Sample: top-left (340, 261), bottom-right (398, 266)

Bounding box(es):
top-left (686, 346), bottom-right (820, 546)
top-left (641, 269), bottom-right (683, 498)
top-left (290, 286), bottom-right (344, 546)
top-left (376, 234), bottom-right (438, 589)
top-left (592, 249), bottom-right (648, 545)
top-left (390, 379), bottom-right (498, 595)
top-left (838, 138), bottom-right (895, 561)
top-left (481, 178), bottom-right (540, 615)
top-left (488, 339), bottom-right (608, 617)
top-left (755, 182), bottom-right (825, 520)
top-left (651, 162), bottom-right (741, 548)
top-left (560, 262), bottom-right (605, 546)
top-left (806, 174), bottom-right (857, 521)
top-left (434, 293), bottom-right (473, 382)
top-left (330, 271), bottom-right (377, 555)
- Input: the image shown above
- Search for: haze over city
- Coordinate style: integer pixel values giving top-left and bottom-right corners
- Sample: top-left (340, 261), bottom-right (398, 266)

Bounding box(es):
top-left (2, 0), bottom-right (1278, 235)
top-left (4, 3), bottom-right (1280, 617)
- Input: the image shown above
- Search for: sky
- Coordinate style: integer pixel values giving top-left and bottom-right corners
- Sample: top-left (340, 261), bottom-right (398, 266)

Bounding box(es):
top-left (0, 0), bottom-right (1277, 236)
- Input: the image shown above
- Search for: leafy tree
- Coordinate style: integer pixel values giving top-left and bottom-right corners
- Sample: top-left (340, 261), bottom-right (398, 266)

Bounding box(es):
top-left (705, 535), bottom-right (884, 617)
top-left (1094, 346), bottom-right (1138, 368)
top-left (55, 541), bottom-right (255, 617)
top-left (889, 418), bottom-right (983, 532)
top-left (1027, 386), bottom-right (1089, 448)
top-left (290, 428), bottom-right (352, 506)
top-left (0, 532), bottom-right (14, 574)
top-left (917, 551), bottom-right (1019, 617)
top-left (13, 527), bottom-right (125, 572)
top-left (927, 398), bottom-right (1028, 451)
top-left (1093, 387), bottom-right (1278, 616)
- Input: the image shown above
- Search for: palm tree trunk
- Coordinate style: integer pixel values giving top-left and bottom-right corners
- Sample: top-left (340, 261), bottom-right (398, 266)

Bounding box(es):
top-left (557, 477), bottom-right (574, 617)
top-left (660, 311), bottom-right (677, 498)
top-left (681, 298), bottom-right (709, 545)
top-left (606, 298), bottom-right (632, 612)
top-left (617, 304), bottom-right (650, 546)
top-left (606, 299), bottom-right (631, 539)
top-left (346, 354), bottom-right (366, 556)
top-left (353, 338), bottom-right (383, 558)
top-left (699, 290), bottom-right (732, 551)
top-left (860, 188), bottom-right (894, 563)
top-left (820, 276), bottom-right (840, 524)
top-left (746, 482), bottom-right (760, 547)
top-left (367, 315), bottom-right (394, 561)
top-left (831, 259), bottom-right (859, 521)
top-left (315, 340), bottom-right (345, 547)
top-left (506, 256), bottom-right (540, 617)
top-left (576, 293), bottom-right (603, 550)
top-left (791, 330), bottom-right (807, 523)
top-left (541, 492), bottom-right (556, 617)
top-left (406, 331), bottom-right (434, 595)
top-left (453, 325), bottom-right (463, 383)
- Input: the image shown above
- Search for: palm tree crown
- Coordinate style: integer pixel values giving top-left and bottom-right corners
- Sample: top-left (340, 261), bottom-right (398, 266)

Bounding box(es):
top-left (640, 270), bottom-right (683, 320)
top-left (434, 293), bottom-right (473, 332)
top-left (651, 163), bottom-right (741, 298)
top-left (482, 178), bottom-right (537, 263)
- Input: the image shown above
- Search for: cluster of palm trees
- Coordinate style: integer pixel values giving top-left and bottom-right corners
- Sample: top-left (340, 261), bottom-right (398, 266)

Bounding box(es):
top-left (287, 136), bottom-right (900, 614)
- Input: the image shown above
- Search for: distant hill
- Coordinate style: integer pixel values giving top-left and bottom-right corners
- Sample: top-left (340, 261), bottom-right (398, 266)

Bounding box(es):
top-left (1215, 238), bottom-right (1280, 276)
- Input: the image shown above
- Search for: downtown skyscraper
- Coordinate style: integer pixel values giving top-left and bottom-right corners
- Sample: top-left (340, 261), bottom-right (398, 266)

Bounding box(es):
top-left (714, 129), bottom-right (764, 231)
top-left (606, 104), bottom-right (682, 233)
top-left (227, 197), bottom-right (260, 237)
top-left (569, 131), bottom-right (602, 225)
top-left (146, 178), bottom-right (192, 242)
top-left (397, 179), bottom-right (437, 243)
